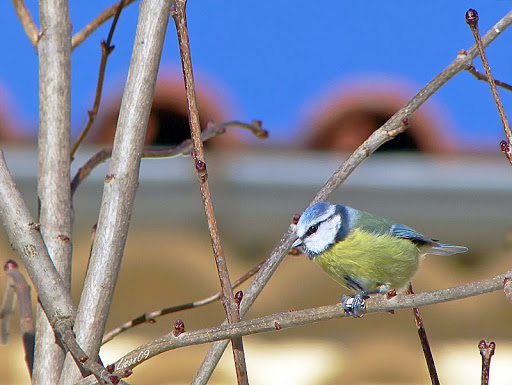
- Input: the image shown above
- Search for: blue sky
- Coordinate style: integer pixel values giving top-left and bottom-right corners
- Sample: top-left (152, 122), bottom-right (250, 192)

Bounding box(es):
top-left (1, 1), bottom-right (512, 149)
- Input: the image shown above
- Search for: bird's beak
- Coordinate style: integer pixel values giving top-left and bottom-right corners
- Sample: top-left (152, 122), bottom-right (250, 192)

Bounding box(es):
top-left (292, 238), bottom-right (302, 248)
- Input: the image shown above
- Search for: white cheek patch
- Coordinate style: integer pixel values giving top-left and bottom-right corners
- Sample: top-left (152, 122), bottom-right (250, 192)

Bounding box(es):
top-left (304, 215), bottom-right (341, 255)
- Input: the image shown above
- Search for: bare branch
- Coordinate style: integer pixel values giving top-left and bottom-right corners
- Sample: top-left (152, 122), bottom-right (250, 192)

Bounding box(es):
top-left (58, 1), bottom-right (173, 383)
top-left (478, 340), bottom-right (496, 385)
top-left (71, 0), bottom-right (137, 50)
top-left (171, 0), bottom-right (249, 382)
top-left (70, 1), bottom-right (126, 160)
top-left (102, 260), bottom-right (264, 345)
top-left (71, 120), bottom-right (266, 197)
top-left (467, 64), bottom-right (512, 92)
top-left (60, 328), bottom-right (122, 385)
top-left (31, 0), bottom-right (74, 379)
top-left (408, 284), bottom-right (439, 385)
top-left (192, 9), bottom-right (512, 383)
top-left (466, 9), bottom-right (512, 166)
top-left (72, 271), bottom-right (508, 384)
top-left (11, 0), bottom-right (39, 49)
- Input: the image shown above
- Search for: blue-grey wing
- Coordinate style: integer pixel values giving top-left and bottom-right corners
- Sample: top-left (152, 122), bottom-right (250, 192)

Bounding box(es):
top-left (391, 223), bottom-right (468, 255)
top-left (390, 223), bottom-right (435, 245)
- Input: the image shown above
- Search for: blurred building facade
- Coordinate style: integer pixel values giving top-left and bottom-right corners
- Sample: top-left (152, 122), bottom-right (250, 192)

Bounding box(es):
top-left (0, 71), bottom-right (466, 154)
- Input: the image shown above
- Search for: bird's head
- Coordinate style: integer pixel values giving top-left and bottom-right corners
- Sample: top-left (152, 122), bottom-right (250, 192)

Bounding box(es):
top-left (293, 202), bottom-right (343, 259)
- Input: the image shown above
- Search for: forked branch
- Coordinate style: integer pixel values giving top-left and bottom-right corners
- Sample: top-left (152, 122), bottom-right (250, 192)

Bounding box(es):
top-left (467, 64), bottom-right (512, 92)
top-left (72, 0), bottom-right (138, 50)
top-left (11, 0), bottom-right (39, 48)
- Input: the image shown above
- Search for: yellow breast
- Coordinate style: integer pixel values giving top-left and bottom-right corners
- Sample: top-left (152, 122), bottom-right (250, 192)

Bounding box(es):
top-left (314, 228), bottom-right (422, 292)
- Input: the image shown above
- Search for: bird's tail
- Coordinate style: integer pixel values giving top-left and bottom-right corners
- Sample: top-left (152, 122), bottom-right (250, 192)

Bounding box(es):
top-left (429, 243), bottom-right (468, 256)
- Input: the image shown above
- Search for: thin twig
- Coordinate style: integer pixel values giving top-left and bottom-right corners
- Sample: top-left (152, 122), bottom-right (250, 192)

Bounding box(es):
top-left (102, 260), bottom-right (264, 344)
top-left (70, 1), bottom-right (125, 160)
top-left (192, 9), bottom-right (512, 383)
top-left (467, 64), bottom-right (512, 92)
top-left (478, 340), bottom-right (496, 385)
top-left (408, 284), bottom-right (439, 385)
top-left (84, 224), bottom-right (98, 279)
top-left (11, 0), bottom-right (39, 49)
top-left (466, 9), bottom-right (512, 166)
top-left (70, 120), bottom-right (265, 197)
top-left (71, 271), bottom-right (509, 384)
top-left (171, 1), bottom-right (249, 383)
top-left (71, 0), bottom-right (138, 50)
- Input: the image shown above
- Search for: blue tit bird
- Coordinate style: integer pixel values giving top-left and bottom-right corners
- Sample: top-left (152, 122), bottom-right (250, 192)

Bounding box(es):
top-left (292, 202), bottom-right (467, 317)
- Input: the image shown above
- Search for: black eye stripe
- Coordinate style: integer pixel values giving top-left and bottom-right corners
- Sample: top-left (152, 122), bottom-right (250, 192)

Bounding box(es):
top-left (305, 224), bottom-right (319, 237)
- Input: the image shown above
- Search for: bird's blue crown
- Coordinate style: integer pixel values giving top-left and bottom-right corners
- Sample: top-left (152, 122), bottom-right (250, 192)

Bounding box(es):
top-left (299, 202), bottom-right (332, 225)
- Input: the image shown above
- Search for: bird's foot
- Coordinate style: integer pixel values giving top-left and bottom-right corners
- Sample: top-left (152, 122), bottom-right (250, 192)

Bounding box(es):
top-left (341, 292), bottom-right (369, 318)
